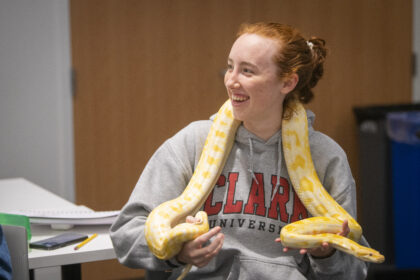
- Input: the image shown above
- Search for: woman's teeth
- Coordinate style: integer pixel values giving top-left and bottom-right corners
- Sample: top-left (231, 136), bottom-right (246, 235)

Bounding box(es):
top-left (232, 95), bottom-right (249, 102)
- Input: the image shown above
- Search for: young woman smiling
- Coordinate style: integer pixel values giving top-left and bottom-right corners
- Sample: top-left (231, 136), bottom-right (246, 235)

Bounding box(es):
top-left (111, 22), bottom-right (370, 279)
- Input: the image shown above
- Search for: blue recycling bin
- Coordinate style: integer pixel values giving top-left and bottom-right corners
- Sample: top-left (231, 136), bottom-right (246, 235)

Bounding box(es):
top-left (387, 112), bottom-right (420, 269)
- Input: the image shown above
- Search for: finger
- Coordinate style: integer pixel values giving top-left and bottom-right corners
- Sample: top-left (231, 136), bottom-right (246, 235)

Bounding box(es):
top-left (192, 226), bottom-right (222, 248)
top-left (340, 220), bottom-right (350, 236)
top-left (311, 242), bottom-right (329, 252)
top-left (185, 216), bottom-right (196, 223)
top-left (193, 233), bottom-right (224, 267)
top-left (197, 233), bottom-right (224, 258)
top-left (204, 233), bottom-right (224, 258)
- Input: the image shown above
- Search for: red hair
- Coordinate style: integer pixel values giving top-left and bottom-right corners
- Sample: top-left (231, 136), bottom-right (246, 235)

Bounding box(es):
top-left (237, 22), bottom-right (327, 115)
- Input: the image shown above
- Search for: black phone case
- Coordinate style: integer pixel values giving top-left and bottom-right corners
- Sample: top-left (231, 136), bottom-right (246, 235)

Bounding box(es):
top-left (30, 232), bottom-right (88, 250)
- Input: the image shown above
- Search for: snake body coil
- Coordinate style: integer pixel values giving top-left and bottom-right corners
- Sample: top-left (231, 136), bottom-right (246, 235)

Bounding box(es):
top-left (280, 101), bottom-right (384, 263)
top-left (145, 100), bottom-right (384, 278)
top-left (145, 100), bottom-right (240, 259)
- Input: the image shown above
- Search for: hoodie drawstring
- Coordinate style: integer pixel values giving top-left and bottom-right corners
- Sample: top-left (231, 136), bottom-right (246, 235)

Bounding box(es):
top-left (248, 136), bottom-right (283, 202)
top-left (271, 138), bottom-right (282, 201)
top-left (248, 138), bottom-right (259, 185)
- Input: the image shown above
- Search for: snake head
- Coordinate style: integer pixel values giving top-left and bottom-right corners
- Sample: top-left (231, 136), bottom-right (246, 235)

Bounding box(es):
top-left (193, 211), bottom-right (209, 228)
top-left (356, 247), bottom-right (385, 263)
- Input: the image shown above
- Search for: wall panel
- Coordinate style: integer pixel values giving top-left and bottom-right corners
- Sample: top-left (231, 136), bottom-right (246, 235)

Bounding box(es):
top-left (70, 1), bottom-right (412, 278)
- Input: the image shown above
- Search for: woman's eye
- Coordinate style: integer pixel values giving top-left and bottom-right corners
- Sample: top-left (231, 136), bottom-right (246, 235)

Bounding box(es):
top-left (243, 68), bottom-right (253, 74)
top-left (227, 64), bottom-right (233, 71)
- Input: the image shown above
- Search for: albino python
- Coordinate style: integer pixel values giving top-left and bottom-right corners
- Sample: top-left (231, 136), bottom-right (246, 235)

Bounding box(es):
top-left (145, 99), bottom-right (385, 279)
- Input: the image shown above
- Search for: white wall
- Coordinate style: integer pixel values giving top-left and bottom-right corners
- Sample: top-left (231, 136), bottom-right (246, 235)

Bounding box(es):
top-left (414, 0), bottom-right (420, 102)
top-left (0, 0), bottom-right (74, 201)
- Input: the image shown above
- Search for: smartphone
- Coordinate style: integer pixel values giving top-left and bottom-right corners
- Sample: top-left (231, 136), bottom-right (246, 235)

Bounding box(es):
top-left (30, 232), bottom-right (88, 250)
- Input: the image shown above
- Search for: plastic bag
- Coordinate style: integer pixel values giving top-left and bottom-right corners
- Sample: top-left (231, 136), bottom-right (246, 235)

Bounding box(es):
top-left (386, 112), bottom-right (420, 145)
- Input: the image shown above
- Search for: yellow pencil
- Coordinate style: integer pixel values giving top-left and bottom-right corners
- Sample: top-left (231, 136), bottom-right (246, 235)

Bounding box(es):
top-left (74, 233), bottom-right (98, 250)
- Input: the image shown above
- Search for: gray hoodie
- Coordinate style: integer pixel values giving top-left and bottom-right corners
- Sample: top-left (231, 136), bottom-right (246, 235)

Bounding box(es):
top-left (110, 111), bottom-right (369, 279)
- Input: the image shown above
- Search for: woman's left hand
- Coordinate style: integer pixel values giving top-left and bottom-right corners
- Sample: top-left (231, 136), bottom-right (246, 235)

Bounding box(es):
top-left (275, 220), bottom-right (350, 258)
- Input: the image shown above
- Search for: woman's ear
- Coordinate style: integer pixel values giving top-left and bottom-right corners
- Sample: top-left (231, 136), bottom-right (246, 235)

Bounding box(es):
top-left (280, 73), bottom-right (299, 95)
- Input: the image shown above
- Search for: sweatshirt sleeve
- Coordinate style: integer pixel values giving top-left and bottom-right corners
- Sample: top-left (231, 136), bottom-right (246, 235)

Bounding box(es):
top-left (109, 121), bottom-right (209, 271)
top-left (305, 130), bottom-right (369, 279)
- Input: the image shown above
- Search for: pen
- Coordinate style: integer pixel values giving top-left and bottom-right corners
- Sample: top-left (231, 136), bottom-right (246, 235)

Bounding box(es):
top-left (74, 233), bottom-right (98, 250)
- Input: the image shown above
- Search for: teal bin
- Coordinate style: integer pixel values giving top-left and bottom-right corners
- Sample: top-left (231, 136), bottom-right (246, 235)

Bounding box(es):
top-left (387, 112), bottom-right (420, 269)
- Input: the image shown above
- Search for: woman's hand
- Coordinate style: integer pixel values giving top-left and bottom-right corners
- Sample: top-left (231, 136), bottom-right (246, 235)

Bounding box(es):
top-left (176, 216), bottom-right (224, 268)
top-left (276, 220), bottom-right (350, 258)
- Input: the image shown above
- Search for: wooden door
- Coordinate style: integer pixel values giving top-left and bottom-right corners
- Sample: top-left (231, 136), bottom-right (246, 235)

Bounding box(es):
top-left (70, 0), bottom-right (411, 279)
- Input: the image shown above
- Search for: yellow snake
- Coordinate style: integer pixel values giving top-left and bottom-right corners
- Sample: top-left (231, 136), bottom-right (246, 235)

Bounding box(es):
top-left (144, 100), bottom-right (241, 278)
top-left (280, 100), bottom-right (384, 263)
top-left (145, 99), bottom-right (384, 278)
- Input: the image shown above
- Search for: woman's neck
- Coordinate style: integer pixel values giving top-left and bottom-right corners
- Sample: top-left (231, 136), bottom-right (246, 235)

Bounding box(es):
top-left (243, 119), bottom-right (282, 141)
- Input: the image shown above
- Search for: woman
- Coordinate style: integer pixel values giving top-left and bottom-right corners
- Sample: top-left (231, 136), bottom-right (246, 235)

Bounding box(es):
top-left (110, 22), bottom-right (369, 279)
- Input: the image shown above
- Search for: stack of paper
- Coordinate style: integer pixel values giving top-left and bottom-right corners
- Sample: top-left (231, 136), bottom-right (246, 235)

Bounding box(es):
top-left (5, 205), bottom-right (120, 226)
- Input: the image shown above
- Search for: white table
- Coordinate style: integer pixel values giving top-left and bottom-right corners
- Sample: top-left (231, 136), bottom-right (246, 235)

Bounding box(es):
top-left (0, 178), bottom-right (117, 279)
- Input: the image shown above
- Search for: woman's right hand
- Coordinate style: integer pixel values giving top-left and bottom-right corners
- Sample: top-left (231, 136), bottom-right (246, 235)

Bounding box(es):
top-left (176, 216), bottom-right (224, 268)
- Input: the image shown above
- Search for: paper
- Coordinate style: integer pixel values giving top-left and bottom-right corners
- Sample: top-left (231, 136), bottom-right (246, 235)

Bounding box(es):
top-left (4, 205), bottom-right (120, 225)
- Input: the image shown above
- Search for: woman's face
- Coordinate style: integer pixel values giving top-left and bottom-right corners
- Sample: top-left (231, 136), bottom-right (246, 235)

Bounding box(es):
top-left (224, 34), bottom-right (289, 136)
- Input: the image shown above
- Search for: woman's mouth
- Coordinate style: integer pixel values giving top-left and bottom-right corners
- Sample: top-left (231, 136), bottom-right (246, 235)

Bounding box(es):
top-left (231, 94), bottom-right (249, 103)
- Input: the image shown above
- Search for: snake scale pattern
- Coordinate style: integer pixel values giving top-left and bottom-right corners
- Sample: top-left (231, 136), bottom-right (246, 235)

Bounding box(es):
top-left (145, 99), bottom-right (384, 278)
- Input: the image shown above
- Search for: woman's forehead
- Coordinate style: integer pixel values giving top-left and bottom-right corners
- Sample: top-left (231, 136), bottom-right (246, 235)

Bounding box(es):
top-left (229, 34), bottom-right (279, 66)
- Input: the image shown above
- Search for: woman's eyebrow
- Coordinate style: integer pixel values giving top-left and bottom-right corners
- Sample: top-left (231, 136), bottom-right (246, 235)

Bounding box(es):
top-left (240, 61), bottom-right (257, 69)
top-left (227, 58), bottom-right (258, 69)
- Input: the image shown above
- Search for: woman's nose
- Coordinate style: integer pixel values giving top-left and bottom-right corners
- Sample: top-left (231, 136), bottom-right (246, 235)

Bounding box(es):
top-left (225, 71), bottom-right (239, 88)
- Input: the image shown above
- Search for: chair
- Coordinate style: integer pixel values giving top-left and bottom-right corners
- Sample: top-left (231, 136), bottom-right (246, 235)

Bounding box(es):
top-left (2, 225), bottom-right (29, 280)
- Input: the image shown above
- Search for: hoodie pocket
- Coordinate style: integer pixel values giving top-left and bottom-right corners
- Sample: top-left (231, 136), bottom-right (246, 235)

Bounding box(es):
top-left (226, 254), bottom-right (308, 280)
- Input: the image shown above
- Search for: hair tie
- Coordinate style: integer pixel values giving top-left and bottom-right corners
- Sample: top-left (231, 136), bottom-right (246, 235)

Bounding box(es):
top-left (307, 41), bottom-right (314, 50)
